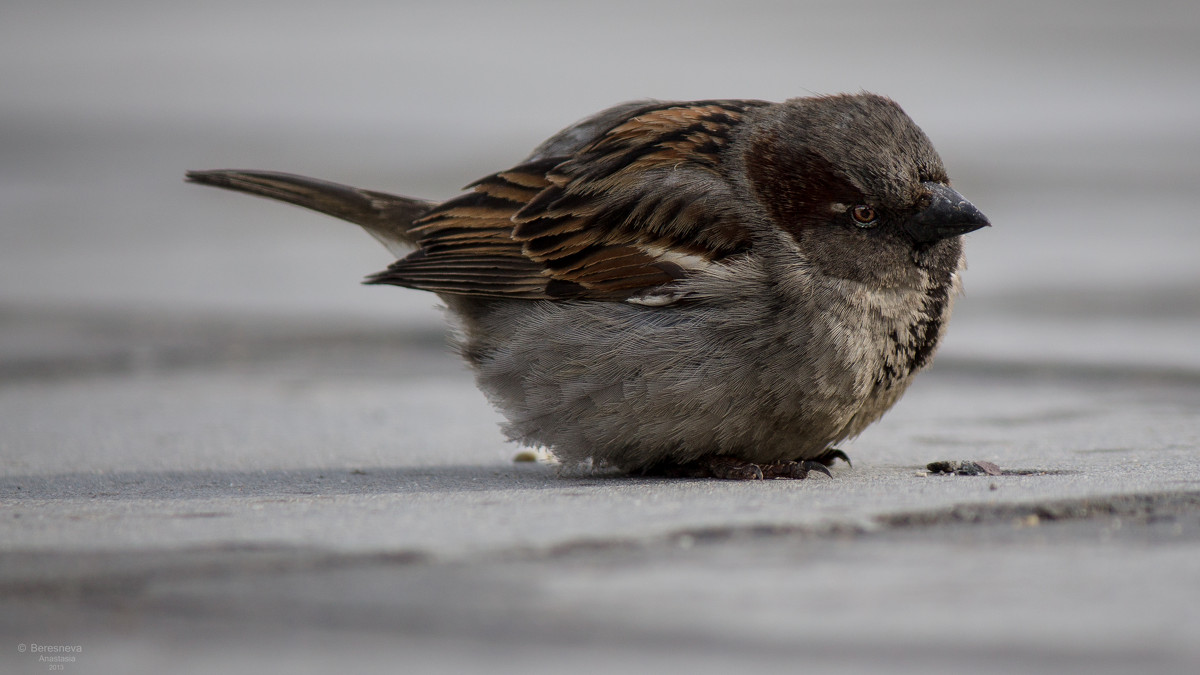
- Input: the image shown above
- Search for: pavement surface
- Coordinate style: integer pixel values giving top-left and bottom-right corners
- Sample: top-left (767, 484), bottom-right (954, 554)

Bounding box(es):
top-left (2, 319), bottom-right (1198, 674)
top-left (2, 2), bottom-right (1199, 673)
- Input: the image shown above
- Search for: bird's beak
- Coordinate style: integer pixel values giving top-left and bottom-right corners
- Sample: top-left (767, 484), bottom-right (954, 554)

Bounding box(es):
top-left (905, 182), bottom-right (990, 244)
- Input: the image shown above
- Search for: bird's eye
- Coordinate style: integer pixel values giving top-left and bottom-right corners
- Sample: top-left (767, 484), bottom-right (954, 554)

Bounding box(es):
top-left (851, 205), bottom-right (877, 227)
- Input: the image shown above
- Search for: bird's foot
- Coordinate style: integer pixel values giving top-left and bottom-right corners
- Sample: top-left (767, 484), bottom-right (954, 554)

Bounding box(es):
top-left (703, 457), bottom-right (765, 480)
top-left (650, 457), bottom-right (833, 480)
top-left (812, 447), bottom-right (852, 468)
top-left (762, 460), bottom-right (832, 479)
top-left (646, 456), bottom-right (838, 480)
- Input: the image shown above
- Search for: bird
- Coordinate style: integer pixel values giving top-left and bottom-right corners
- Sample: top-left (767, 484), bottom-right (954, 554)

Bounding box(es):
top-left (186, 93), bottom-right (989, 480)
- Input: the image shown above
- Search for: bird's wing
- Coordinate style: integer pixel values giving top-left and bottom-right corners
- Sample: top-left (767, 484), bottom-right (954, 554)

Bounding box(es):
top-left (367, 100), bottom-right (770, 300)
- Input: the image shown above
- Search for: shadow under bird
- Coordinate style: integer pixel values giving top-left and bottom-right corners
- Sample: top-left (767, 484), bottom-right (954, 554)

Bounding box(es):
top-left (187, 93), bottom-right (989, 480)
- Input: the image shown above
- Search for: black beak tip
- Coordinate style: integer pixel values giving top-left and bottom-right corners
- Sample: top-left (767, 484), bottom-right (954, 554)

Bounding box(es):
top-left (910, 183), bottom-right (990, 243)
top-left (957, 211), bottom-right (991, 236)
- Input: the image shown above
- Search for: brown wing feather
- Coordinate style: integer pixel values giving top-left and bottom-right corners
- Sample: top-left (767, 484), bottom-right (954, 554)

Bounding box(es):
top-left (367, 100), bottom-right (769, 300)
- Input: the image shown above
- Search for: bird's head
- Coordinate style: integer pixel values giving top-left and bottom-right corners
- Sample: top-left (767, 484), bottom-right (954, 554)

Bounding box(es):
top-left (743, 93), bottom-right (989, 287)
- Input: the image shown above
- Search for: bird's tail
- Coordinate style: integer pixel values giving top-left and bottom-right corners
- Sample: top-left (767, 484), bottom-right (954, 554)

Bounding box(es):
top-left (185, 169), bottom-right (435, 256)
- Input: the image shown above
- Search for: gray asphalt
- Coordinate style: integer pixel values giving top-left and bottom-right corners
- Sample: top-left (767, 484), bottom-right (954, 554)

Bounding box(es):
top-left (2, 2), bottom-right (1199, 673)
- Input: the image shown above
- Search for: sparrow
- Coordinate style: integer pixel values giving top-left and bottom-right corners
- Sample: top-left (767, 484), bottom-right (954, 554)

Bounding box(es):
top-left (187, 93), bottom-right (989, 480)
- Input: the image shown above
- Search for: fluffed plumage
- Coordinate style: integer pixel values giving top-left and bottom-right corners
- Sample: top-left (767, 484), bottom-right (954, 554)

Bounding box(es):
top-left (187, 93), bottom-right (989, 479)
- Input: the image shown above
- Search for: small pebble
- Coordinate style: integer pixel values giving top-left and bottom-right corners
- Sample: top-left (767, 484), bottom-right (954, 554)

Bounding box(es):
top-left (927, 460), bottom-right (1002, 476)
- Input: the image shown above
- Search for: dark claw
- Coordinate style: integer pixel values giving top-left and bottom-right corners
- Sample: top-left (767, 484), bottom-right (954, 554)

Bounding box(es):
top-left (814, 448), bottom-right (852, 468)
top-left (800, 460), bottom-right (833, 478)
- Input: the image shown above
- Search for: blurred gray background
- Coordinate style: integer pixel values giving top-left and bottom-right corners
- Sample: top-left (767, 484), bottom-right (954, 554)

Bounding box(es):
top-left (3, 2), bottom-right (1200, 673)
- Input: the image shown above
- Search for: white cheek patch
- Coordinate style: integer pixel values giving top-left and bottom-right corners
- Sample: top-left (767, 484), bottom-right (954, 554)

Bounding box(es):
top-left (830, 202), bottom-right (850, 214)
